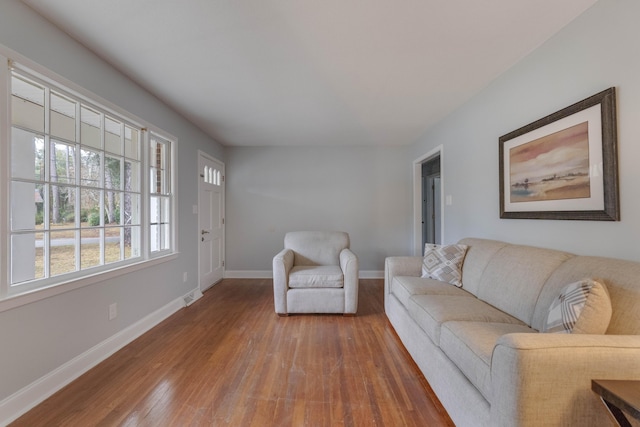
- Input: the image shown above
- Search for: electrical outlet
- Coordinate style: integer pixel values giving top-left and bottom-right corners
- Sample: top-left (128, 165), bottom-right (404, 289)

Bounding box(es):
top-left (108, 303), bottom-right (117, 320)
top-left (183, 272), bottom-right (188, 283)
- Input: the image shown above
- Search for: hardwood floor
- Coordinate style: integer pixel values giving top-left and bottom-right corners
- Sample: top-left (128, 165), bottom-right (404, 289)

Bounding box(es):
top-left (12, 279), bottom-right (453, 426)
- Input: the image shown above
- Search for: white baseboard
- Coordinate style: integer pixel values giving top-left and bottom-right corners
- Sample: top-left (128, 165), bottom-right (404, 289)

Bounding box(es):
top-left (0, 291), bottom-right (190, 426)
top-left (224, 270), bottom-right (384, 279)
top-left (358, 270), bottom-right (384, 279)
top-left (225, 270), bottom-right (272, 278)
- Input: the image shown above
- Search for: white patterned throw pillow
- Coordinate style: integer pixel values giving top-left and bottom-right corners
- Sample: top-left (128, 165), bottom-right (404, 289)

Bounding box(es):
top-left (543, 279), bottom-right (612, 334)
top-left (421, 244), bottom-right (469, 287)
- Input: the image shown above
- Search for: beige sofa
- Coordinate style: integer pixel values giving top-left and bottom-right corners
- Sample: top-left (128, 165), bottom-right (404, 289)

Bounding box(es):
top-left (384, 238), bottom-right (640, 426)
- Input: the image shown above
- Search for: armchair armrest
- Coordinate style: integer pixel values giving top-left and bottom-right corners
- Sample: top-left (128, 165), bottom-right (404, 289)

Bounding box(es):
top-left (272, 248), bottom-right (294, 314)
top-left (384, 256), bottom-right (423, 295)
top-left (490, 333), bottom-right (640, 426)
top-left (340, 248), bottom-right (359, 314)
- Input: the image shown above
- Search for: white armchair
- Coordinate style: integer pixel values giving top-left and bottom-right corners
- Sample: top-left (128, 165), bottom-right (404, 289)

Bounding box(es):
top-left (273, 231), bottom-right (359, 316)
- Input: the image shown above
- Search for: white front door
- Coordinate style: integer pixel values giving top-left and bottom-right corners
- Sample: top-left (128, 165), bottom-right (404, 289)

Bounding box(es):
top-left (198, 153), bottom-right (224, 292)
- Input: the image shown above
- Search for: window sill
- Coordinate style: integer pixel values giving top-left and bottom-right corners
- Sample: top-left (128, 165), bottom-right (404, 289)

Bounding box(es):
top-left (0, 253), bottom-right (179, 314)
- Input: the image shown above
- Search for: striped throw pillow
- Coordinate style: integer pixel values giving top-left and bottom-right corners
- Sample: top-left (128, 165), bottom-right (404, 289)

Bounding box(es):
top-left (543, 279), bottom-right (612, 334)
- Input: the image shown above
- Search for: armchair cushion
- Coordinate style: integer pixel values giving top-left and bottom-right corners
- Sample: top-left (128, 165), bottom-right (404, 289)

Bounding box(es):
top-left (285, 231), bottom-right (350, 265)
top-left (289, 265), bottom-right (344, 288)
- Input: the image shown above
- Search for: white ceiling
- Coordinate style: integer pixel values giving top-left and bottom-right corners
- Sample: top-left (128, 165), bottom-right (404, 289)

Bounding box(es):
top-left (21, 0), bottom-right (598, 147)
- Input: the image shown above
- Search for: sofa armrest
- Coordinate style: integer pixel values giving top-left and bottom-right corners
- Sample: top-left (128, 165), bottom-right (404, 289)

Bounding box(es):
top-left (340, 248), bottom-right (359, 314)
top-left (384, 256), bottom-right (423, 296)
top-left (272, 248), bottom-right (294, 314)
top-left (490, 333), bottom-right (640, 427)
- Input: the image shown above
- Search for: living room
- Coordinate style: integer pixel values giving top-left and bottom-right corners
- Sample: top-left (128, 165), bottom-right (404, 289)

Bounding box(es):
top-left (1, 0), bottom-right (639, 425)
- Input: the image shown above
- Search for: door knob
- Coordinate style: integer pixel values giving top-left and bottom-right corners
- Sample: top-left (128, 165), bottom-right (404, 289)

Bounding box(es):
top-left (201, 230), bottom-right (210, 235)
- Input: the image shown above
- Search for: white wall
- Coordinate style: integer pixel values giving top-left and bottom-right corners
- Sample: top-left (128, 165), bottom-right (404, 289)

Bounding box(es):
top-left (225, 146), bottom-right (411, 272)
top-left (0, 0), bottom-right (224, 407)
top-left (409, 0), bottom-right (640, 261)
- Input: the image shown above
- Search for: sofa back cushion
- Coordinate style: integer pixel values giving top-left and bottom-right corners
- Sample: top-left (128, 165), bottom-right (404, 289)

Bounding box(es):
top-left (285, 231), bottom-right (349, 266)
top-left (533, 256), bottom-right (640, 334)
top-left (476, 244), bottom-right (573, 325)
top-left (458, 238), bottom-right (508, 297)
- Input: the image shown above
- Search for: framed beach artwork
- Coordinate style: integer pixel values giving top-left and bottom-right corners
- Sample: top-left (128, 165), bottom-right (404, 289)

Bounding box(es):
top-left (499, 87), bottom-right (619, 220)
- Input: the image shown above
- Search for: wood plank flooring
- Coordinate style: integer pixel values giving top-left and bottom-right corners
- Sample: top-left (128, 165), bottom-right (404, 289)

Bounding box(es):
top-left (11, 279), bottom-right (453, 426)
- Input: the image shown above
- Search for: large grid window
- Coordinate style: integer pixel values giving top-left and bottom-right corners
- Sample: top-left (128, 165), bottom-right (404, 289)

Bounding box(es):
top-left (4, 64), bottom-right (171, 297)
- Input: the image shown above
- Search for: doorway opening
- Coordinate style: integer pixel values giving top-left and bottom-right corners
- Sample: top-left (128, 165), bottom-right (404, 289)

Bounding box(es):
top-left (413, 146), bottom-right (443, 255)
top-left (422, 156), bottom-right (441, 247)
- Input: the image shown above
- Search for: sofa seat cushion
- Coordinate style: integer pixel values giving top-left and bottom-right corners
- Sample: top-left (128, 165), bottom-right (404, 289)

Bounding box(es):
top-left (289, 265), bottom-right (343, 288)
top-left (392, 276), bottom-right (471, 309)
top-left (440, 321), bottom-right (537, 401)
top-left (407, 295), bottom-right (525, 345)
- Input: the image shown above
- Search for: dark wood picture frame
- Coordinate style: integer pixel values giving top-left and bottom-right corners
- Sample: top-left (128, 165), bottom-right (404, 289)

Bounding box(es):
top-left (499, 87), bottom-right (619, 221)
